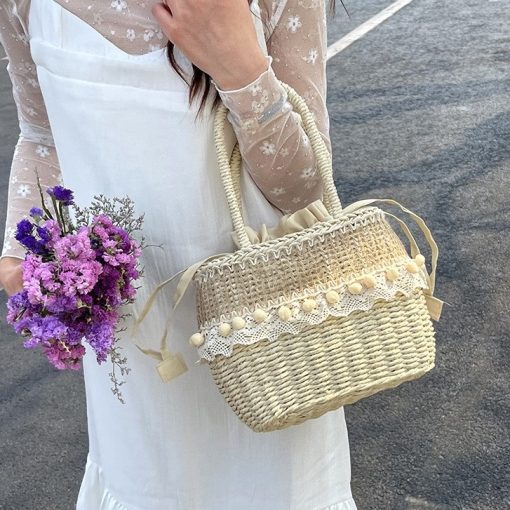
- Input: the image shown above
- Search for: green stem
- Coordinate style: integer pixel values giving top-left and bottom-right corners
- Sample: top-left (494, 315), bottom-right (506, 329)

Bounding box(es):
top-left (34, 169), bottom-right (54, 220)
top-left (50, 195), bottom-right (64, 233)
top-left (58, 202), bottom-right (66, 235)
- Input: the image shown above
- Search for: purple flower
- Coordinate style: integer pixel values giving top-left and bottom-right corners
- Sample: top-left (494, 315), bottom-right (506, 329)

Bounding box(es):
top-left (42, 339), bottom-right (86, 370)
top-left (15, 218), bottom-right (50, 256)
top-left (41, 219), bottom-right (62, 250)
top-left (36, 225), bottom-right (52, 246)
top-left (52, 228), bottom-right (103, 297)
top-left (21, 255), bottom-right (60, 306)
top-left (86, 309), bottom-right (117, 363)
top-left (24, 314), bottom-right (69, 347)
top-left (29, 207), bottom-right (44, 218)
top-left (46, 185), bottom-right (74, 206)
top-left (16, 218), bottom-right (33, 237)
top-left (45, 294), bottom-right (80, 315)
top-left (6, 289), bottom-right (29, 324)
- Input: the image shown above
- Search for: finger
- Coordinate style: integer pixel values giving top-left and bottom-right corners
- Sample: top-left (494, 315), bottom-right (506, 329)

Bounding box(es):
top-left (152, 1), bottom-right (174, 19)
top-left (6, 282), bottom-right (22, 297)
top-left (152, 2), bottom-right (179, 40)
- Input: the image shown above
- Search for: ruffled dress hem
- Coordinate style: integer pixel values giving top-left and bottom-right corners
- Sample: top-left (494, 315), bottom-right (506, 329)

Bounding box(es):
top-left (76, 454), bottom-right (131, 510)
top-left (76, 454), bottom-right (358, 510)
top-left (318, 498), bottom-right (358, 510)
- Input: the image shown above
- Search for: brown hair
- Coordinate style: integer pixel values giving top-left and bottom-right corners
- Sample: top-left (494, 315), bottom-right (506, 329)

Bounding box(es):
top-left (164, 0), bottom-right (346, 119)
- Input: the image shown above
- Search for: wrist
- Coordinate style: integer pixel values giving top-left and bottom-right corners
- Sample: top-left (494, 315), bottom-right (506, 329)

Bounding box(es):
top-left (212, 53), bottom-right (270, 92)
top-left (211, 54), bottom-right (287, 130)
top-left (0, 255), bottom-right (24, 274)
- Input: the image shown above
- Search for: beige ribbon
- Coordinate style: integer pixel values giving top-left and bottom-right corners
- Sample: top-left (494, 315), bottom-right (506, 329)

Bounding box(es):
top-left (130, 197), bottom-right (449, 383)
top-left (340, 198), bottom-right (449, 321)
top-left (231, 198), bottom-right (333, 246)
top-left (129, 252), bottom-right (233, 382)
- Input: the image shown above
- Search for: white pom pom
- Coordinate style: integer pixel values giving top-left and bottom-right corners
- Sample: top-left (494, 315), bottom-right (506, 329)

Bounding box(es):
top-left (189, 333), bottom-right (204, 347)
top-left (278, 305), bottom-right (292, 321)
top-left (385, 267), bottom-right (399, 282)
top-left (347, 282), bottom-right (363, 295)
top-left (218, 322), bottom-right (232, 336)
top-left (415, 253), bottom-right (426, 267)
top-left (301, 298), bottom-right (317, 312)
top-left (325, 290), bottom-right (340, 304)
top-left (253, 308), bottom-right (268, 323)
top-left (231, 316), bottom-right (246, 330)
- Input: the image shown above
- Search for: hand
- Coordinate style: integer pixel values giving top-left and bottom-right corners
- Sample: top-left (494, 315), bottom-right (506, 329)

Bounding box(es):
top-left (152, 0), bottom-right (269, 90)
top-left (0, 257), bottom-right (24, 297)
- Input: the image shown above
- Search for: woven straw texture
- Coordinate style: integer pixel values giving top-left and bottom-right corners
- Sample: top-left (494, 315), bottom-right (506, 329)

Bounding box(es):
top-left (209, 288), bottom-right (435, 432)
top-left (195, 208), bottom-right (408, 324)
top-left (190, 79), bottom-right (438, 432)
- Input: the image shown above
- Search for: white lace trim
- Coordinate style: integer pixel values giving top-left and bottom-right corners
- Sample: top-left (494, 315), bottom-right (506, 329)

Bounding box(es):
top-left (196, 207), bottom-right (385, 279)
top-left (196, 257), bottom-right (430, 361)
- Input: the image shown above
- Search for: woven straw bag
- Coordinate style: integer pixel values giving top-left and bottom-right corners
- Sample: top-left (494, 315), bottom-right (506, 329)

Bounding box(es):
top-left (132, 80), bottom-right (446, 433)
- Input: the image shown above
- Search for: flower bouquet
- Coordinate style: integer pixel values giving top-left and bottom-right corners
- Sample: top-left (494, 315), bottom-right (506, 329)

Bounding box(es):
top-left (5, 170), bottom-right (147, 403)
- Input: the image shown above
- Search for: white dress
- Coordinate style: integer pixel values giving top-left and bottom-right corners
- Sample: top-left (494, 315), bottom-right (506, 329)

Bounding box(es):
top-left (9, 0), bottom-right (358, 508)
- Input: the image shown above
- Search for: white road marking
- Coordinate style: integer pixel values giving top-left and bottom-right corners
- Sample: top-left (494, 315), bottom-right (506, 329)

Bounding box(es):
top-left (327, 0), bottom-right (416, 60)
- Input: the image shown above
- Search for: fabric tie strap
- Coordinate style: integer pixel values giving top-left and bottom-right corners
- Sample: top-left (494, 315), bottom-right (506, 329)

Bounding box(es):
top-left (129, 197), bottom-right (449, 383)
top-left (339, 197), bottom-right (448, 321)
top-left (129, 252), bottom-right (233, 382)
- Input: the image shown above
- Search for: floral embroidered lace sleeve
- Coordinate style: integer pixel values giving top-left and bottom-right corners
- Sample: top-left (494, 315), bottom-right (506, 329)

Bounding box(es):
top-left (0, 0), bottom-right (63, 276)
top-left (0, 0), bottom-right (330, 282)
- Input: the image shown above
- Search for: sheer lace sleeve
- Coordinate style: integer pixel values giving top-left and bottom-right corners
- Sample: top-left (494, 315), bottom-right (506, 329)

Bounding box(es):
top-left (212, 0), bottom-right (330, 215)
top-left (0, 1), bottom-right (63, 290)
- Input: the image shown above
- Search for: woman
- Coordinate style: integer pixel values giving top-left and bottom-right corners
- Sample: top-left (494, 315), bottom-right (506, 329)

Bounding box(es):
top-left (0, 0), bottom-right (357, 508)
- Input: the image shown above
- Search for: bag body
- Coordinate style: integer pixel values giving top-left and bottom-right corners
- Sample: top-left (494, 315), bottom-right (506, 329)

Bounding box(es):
top-left (192, 205), bottom-right (437, 432)
top-left (186, 82), bottom-right (444, 432)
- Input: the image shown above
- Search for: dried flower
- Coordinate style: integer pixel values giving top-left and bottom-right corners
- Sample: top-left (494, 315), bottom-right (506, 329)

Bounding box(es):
top-left (46, 185), bottom-right (75, 206)
top-left (6, 169), bottom-right (147, 403)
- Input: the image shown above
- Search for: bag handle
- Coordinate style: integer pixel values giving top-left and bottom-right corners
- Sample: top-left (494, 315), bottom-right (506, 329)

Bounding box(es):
top-left (213, 79), bottom-right (344, 249)
top-left (229, 142), bottom-right (244, 220)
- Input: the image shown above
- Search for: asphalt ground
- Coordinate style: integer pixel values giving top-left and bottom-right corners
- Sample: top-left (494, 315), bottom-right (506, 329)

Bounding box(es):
top-left (1, 1), bottom-right (509, 508)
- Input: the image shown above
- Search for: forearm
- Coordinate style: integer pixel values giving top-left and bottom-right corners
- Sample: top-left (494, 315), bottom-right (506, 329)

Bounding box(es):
top-left (1, 136), bottom-right (62, 262)
top-left (0, 3), bottom-right (64, 293)
top-left (213, 55), bottom-right (328, 214)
